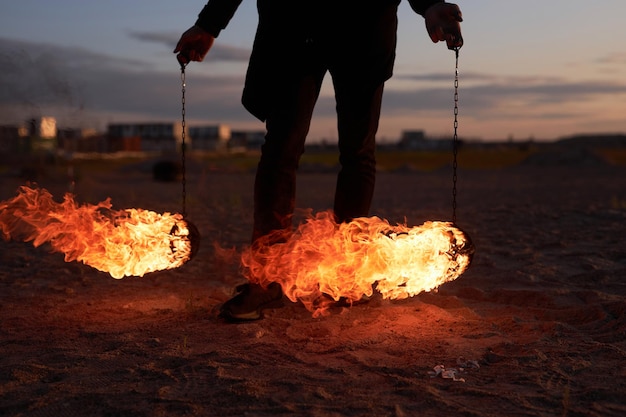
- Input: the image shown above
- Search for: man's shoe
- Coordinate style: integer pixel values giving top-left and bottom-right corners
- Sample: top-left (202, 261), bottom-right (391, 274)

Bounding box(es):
top-left (312, 292), bottom-right (372, 311)
top-left (219, 282), bottom-right (284, 322)
top-left (333, 294), bottom-right (372, 307)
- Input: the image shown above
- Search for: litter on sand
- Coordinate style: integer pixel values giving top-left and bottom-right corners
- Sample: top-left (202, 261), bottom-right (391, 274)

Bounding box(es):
top-left (428, 358), bottom-right (480, 382)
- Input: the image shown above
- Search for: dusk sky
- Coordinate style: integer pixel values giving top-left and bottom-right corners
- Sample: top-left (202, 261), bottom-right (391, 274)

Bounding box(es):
top-left (1, 1), bottom-right (625, 142)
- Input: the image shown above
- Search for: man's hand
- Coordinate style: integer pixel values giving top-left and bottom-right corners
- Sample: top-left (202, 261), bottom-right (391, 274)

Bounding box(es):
top-left (425, 2), bottom-right (463, 50)
top-left (174, 25), bottom-right (215, 65)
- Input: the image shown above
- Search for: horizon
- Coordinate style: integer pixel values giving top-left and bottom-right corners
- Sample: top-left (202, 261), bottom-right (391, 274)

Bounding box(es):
top-left (7, 114), bottom-right (626, 146)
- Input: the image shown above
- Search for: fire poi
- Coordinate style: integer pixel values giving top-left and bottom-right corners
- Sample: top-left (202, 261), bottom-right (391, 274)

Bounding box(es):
top-left (242, 211), bottom-right (474, 316)
top-left (0, 185), bottom-right (200, 278)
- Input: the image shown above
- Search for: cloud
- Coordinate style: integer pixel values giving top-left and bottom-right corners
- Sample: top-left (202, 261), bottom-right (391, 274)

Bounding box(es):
top-left (0, 37), bottom-right (251, 125)
top-left (397, 71), bottom-right (494, 82)
top-left (0, 37), bottom-right (149, 71)
top-left (1, 36), bottom-right (625, 136)
top-left (128, 30), bottom-right (251, 62)
top-left (381, 73), bottom-right (626, 121)
top-left (0, 37), bottom-right (151, 112)
top-left (596, 52), bottom-right (626, 65)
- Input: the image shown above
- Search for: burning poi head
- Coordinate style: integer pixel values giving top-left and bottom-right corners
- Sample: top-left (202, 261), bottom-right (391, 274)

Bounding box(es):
top-left (242, 211), bottom-right (474, 316)
top-left (0, 185), bottom-right (200, 278)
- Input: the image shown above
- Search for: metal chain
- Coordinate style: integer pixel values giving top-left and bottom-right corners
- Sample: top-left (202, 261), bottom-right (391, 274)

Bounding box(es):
top-left (180, 63), bottom-right (187, 217)
top-left (452, 47), bottom-right (460, 224)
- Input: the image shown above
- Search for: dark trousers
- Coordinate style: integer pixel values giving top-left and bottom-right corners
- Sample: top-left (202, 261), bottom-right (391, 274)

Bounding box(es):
top-left (252, 48), bottom-right (385, 243)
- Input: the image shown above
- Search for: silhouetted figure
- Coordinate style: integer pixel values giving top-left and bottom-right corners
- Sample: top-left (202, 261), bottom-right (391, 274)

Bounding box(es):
top-left (175, 0), bottom-right (463, 321)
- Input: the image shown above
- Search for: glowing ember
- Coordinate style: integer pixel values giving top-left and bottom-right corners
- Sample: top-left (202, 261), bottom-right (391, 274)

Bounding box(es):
top-left (0, 185), bottom-right (200, 278)
top-left (242, 211), bottom-right (473, 316)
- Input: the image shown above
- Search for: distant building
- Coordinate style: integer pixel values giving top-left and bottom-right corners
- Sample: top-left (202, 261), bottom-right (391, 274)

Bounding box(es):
top-left (29, 117), bottom-right (57, 139)
top-left (108, 122), bottom-right (183, 152)
top-left (230, 130), bottom-right (265, 151)
top-left (0, 124), bottom-right (29, 154)
top-left (399, 130), bottom-right (452, 150)
top-left (1, 118), bottom-right (61, 154)
top-left (398, 130), bottom-right (426, 149)
top-left (57, 128), bottom-right (106, 153)
top-left (27, 117), bottom-right (57, 151)
top-left (189, 124), bottom-right (231, 151)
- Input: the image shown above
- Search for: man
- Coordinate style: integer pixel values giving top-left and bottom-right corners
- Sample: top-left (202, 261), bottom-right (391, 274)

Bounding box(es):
top-left (175, 0), bottom-right (463, 322)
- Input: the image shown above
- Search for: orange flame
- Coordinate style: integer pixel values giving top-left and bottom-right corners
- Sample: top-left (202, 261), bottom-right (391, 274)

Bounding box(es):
top-left (0, 185), bottom-right (198, 278)
top-left (242, 211), bottom-right (473, 316)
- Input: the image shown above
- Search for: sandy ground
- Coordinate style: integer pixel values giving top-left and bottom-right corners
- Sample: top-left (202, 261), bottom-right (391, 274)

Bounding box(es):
top-left (1, 152), bottom-right (626, 417)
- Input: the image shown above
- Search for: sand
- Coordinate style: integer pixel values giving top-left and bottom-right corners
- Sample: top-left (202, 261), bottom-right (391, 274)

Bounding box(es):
top-left (1, 152), bottom-right (625, 417)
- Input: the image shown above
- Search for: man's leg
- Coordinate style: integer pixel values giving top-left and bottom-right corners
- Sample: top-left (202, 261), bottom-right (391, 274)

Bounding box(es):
top-left (332, 79), bottom-right (384, 223)
top-left (220, 68), bottom-right (325, 322)
top-left (252, 72), bottom-right (325, 242)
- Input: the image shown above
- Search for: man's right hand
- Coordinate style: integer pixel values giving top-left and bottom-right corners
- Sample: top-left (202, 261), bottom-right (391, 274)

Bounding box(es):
top-left (174, 25), bottom-right (215, 65)
top-left (424, 2), bottom-right (464, 50)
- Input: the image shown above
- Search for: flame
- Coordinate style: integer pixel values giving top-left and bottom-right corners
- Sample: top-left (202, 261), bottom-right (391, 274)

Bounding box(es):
top-left (0, 185), bottom-right (199, 278)
top-left (242, 211), bottom-right (473, 316)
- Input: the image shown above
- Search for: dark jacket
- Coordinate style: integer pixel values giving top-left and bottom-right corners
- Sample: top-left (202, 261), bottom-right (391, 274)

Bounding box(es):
top-left (195, 0), bottom-right (443, 121)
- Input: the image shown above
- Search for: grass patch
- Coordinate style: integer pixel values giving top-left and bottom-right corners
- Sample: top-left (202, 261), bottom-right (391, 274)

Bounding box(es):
top-left (191, 148), bottom-right (538, 172)
top-left (377, 148), bottom-right (537, 171)
top-left (595, 148), bottom-right (626, 166)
